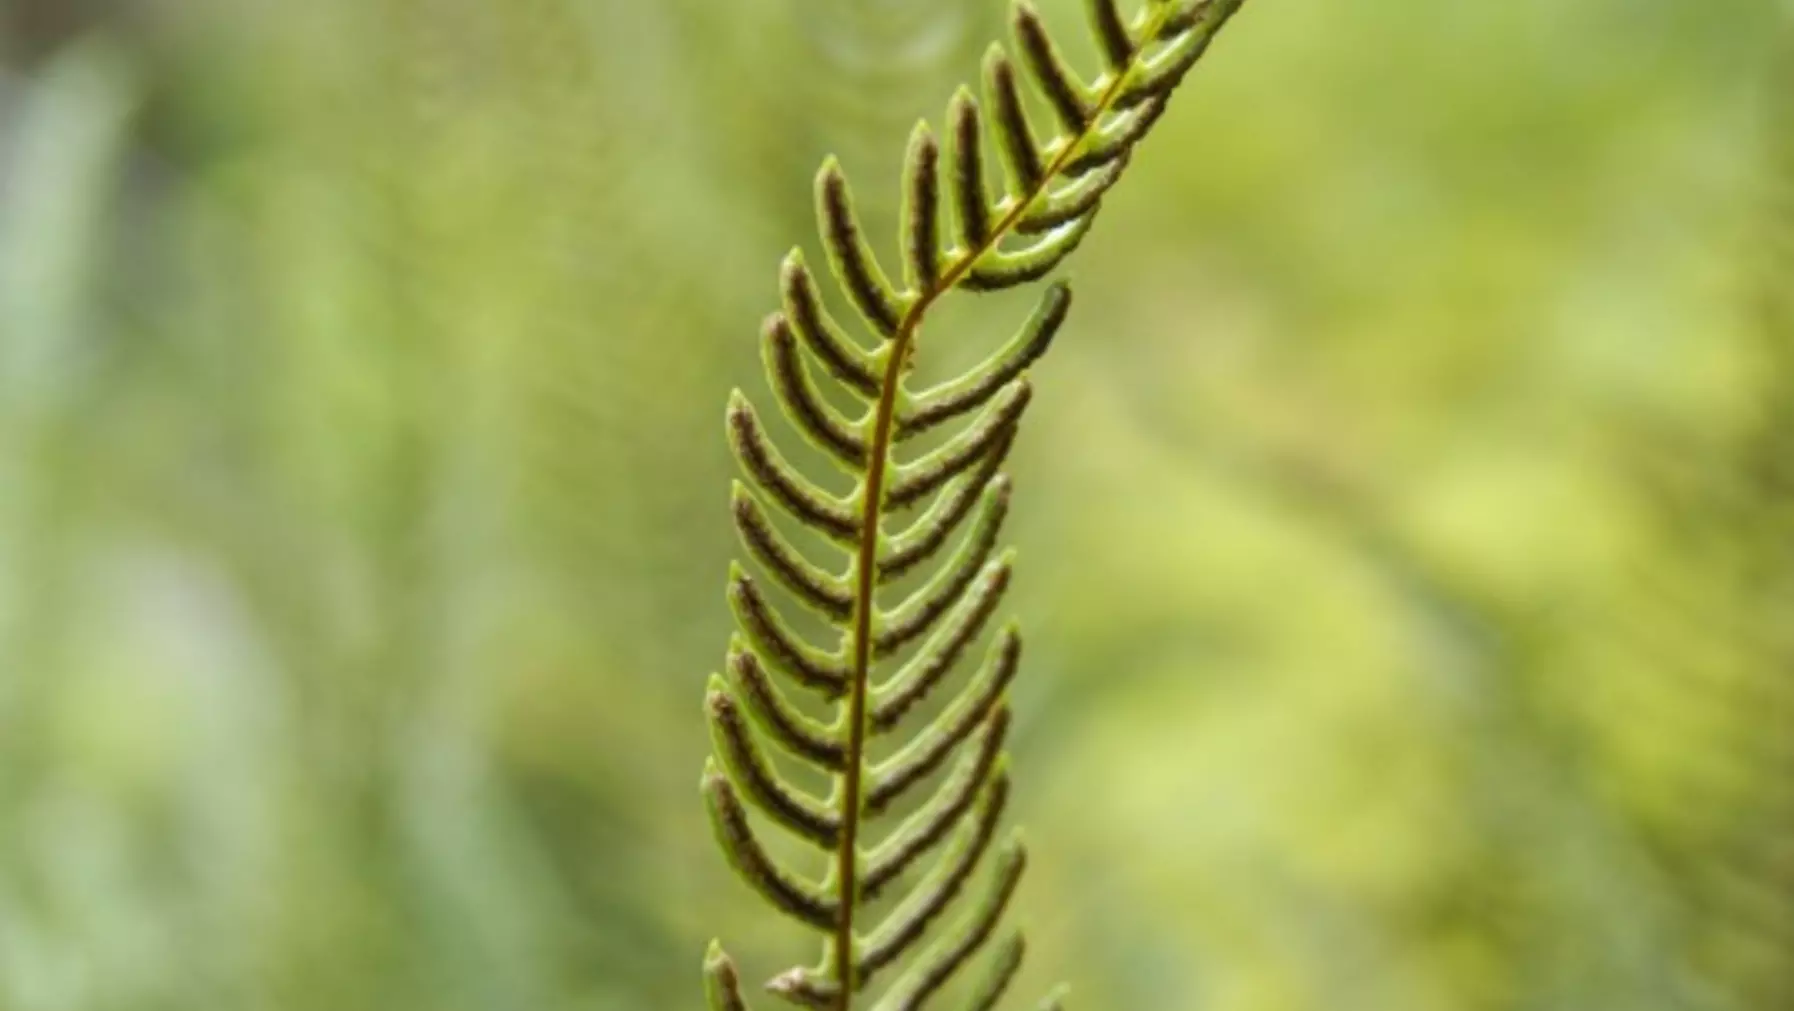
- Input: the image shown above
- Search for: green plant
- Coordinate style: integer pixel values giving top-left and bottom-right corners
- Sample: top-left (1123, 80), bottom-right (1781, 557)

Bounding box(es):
top-left (699, 1), bottom-right (1250, 1007)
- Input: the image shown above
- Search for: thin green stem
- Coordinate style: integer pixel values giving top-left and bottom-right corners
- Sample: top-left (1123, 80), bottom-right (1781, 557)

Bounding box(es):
top-left (830, 8), bottom-right (1180, 1006)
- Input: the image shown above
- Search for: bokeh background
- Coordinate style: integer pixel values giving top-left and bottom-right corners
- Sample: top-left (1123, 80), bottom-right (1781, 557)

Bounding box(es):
top-left (1, 0), bottom-right (1790, 1008)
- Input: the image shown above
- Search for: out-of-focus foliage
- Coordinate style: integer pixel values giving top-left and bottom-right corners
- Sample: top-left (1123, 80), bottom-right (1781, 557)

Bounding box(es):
top-left (0, 1), bottom-right (1786, 1009)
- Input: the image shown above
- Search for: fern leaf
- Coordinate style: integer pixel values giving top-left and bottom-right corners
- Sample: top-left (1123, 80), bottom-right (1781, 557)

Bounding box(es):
top-left (898, 283), bottom-right (1068, 439)
top-left (885, 384), bottom-right (1032, 510)
top-left (763, 315), bottom-right (870, 470)
top-left (880, 447), bottom-right (1017, 582)
top-left (733, 484), bottom-right (856, 619)
top-left (873, 490), bottom-right (1011, 657)
top-left (726, 645), bottom-right (847, 770)
top-left (863, 715), bottom-right (1012, 899)
top-left (702, 2), bottom-right (1253, 1008)
top-left (707, 942), bottom-right (754, 1011)
top-left (781, 251), bottom-right (883, 398)
top-left (1014, 5), bottom-right (1095, 135)
top-left (875, 623), bottom-right (1022, 741)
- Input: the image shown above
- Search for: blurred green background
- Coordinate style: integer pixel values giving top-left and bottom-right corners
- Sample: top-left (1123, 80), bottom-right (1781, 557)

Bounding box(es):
top-left (1, 0), bottom-right (1790, 1008)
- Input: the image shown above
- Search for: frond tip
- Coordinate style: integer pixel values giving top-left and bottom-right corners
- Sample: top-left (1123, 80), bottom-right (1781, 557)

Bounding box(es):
top-left (700, 0), bottom-right (1253, 1006)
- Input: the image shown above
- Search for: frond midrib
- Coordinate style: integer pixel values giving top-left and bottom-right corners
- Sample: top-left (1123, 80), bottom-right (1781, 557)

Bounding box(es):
top-left (830, 4), bottom-right (1189, 1004)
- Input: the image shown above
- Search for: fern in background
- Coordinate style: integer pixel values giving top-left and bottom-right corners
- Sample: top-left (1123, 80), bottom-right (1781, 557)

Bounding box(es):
top-left (698, 1), bottom-right (1251, 1008)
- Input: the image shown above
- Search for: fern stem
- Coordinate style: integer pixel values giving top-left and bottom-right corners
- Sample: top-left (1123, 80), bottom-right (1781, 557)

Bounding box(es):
top-left (832, 6), bottom-right (1187, 1004)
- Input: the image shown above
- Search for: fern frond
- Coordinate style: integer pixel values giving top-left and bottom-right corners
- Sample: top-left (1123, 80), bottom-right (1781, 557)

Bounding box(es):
top-left (702, 2), bottom-right (1253, 1008)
